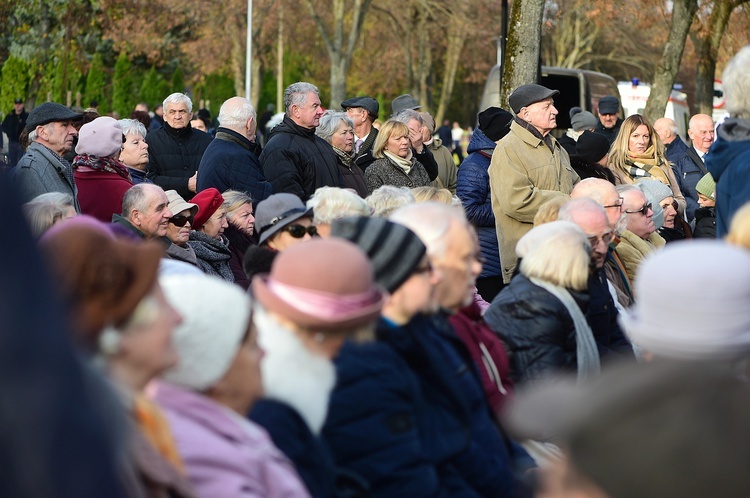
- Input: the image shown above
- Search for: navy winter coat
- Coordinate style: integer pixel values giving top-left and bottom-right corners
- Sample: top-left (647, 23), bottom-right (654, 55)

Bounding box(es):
top-left (259, 115), bottom-right (341, 201)
top-left (197, 127), bottom-right (273, 204)
top-left (665, 137), bottom-right (704, 221)
top-left (456, 128), bottom-right (501, 278)
top-left (145, 123), bottom-right (212, 199)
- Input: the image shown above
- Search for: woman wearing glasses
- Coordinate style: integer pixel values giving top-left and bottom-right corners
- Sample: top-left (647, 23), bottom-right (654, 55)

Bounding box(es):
top-left (165, 190), bottom-right (200, 267)
top-left (255, 193), bottom-right (318, 252)
top-left (188, 188), bottom-right (235, 282)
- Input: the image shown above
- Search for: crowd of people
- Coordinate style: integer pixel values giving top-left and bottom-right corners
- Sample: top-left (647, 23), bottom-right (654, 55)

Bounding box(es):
top-left (2, 45), bottom-right (750, 498)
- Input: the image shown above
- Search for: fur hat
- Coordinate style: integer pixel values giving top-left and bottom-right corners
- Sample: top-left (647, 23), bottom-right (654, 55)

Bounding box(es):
top-left (695, 173), bottom-right (716, 200)
top-left (252, 238), bottom-right (385, 330)
top-left (331, 216), bottom-right (426, 293)
top-left (191, 188), bottom-right (224, 230)
top-left (38, 216), bottom-right (163, 349)
top-left (160, 274), bottom-right (252, 391)
top-left (508, 84), bottom-right (559, 114)
top-left (75, 117), bottom-right (123, 158)
top-left (620, 240), bottom-right (750, 360)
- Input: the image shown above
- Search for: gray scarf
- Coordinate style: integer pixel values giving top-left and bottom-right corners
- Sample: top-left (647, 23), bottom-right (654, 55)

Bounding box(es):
top-left (529, 277), bottom-right (600, 382)
top-left (187, 231), bottom-right (235, 283)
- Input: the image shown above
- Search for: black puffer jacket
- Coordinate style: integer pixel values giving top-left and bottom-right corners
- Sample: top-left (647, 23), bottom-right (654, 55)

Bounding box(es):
top-left (145, 123), bottom-right (212, 199)
top-left (259, 115), bottom-right (341, 201)
top-left (484, 274), bottom-right (588, 384)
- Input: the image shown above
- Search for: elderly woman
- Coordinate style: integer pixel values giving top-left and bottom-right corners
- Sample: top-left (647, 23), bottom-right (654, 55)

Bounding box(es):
top-left (637, 180), bottom-right (690, 243)
top-left (249, 238), bottom-right (384, 497)
top-left (23, 192), bottom-right (77, 238)
top-left (222, 190), bottom-right (257, 289)
top-left (365, 185), bottom-right (415, 218)
top-left (255, 193), bottom-right (317, 251)
top-left (154, 274), bottom-right (310, 497)
top-left (164, 190), bottom-right (200, 267)
top-left (364, 119), bottom-right (432, 194)
top-left (607, 114), bottom-right (686, 215)
top-left (39, 217), bottom-right (197, 497)
top-left (485, 221), bottom-right (600, 385)
top-left (316, 111), bottom-right (368, 197)
top-left (118, 118), bottom-right (151, 184)
top-left (306, 186), bottom-right (370, 238)
top-left (73, 116), bottom-right (134, 222)
top-left (188, 188), bottom-right (234, 282)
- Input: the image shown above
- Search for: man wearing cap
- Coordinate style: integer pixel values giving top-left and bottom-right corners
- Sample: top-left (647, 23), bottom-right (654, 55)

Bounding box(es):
top-left (489, 83), bottom-right (579, 283)
top-left (112, 183), bottom-right (173, 241)
top-left (391, 93), bottom-right (420, 116)
top-left (259, 82), bottom-right (340, 202)
top-left (197, 96), bottom-right (273, 204)
top-left (341, 96), bottom-right (379, 170)
top-left (10, 102), bottom-right (82, 210)
top-left (559, 108), bottom-right (598, 157)
top-left (2, 98), bottom-right (28, 168)
top-left (594, 95), bottom-right (623, 145)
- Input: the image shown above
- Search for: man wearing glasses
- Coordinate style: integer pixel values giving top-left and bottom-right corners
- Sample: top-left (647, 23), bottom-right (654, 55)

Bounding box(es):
top-left (615, 185), bottom-right (666, 282)
top-left (594, 95), bottom-right (623, 145)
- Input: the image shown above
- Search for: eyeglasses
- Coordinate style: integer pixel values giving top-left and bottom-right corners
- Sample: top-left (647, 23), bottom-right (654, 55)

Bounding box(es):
top-left (586, 231), bottom-right (614, 248)
top-left (284, 224), bottom-right (318, 238)
top-left (603, 197), bottom-right (624, 210)
top-left (170, 214), bottom-right (194, 227)
top-left (624, 203), bottom-right (652, 216)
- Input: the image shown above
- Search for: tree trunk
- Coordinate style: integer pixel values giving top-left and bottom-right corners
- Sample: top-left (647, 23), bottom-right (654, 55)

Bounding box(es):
top-left (501, 0), bottom-right (545, 111)
top-left (230, 16), bottom-right (245, 97)
top-left (690, 0), bottom-right (745, 115)
top-left (276, 7), bottom-right (284, 112)
top-left (435, 14), bottom-right (468, 124)
top-left (644, 0), bottom-right (698, 124)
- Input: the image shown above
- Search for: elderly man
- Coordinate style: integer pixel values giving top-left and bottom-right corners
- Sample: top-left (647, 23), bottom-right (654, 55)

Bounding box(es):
top-left (489, 83), bottom-right (579, 283)
top-left (197, 97), bottom-right (272, 204)
top-left (10, 102), bottom-right (82, 210)
top-left (571, 178), bottom-right (633, 308)
top-left (145, 93), bottom-right (212, 199)
top-left (259, 82), bottom-right (340, 201)
top-left (594, 95), bottom-right (623, 145)
top-left (616, 185), bottom-right (665, 282)
top-left (341, 96), bottom-right (379, 170)
top-left (112, 184), bottom-right (173, 241)
top-left (558, 198), bottom-right (633, 359)
top-left (390, 202), bottom-right (532, 497)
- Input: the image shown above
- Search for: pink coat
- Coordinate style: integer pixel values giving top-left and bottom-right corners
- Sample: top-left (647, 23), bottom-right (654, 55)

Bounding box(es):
top-left (152, 382), bottom-right (310, 498)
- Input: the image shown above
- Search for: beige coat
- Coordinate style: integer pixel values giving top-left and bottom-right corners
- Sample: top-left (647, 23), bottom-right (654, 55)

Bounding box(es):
top-left (616, 230), bottom-right (666, 284)
top-left (489, 120), bottom-right (579, 283)
top-left (428, 137), bottom-right (458, 194)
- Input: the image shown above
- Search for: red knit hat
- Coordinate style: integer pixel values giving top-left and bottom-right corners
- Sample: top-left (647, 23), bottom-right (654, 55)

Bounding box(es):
top-left (191, 188), bottom-right (224, 230)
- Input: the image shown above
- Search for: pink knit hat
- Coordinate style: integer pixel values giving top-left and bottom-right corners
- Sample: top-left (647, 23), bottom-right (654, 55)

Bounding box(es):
top-left (75, 116), bottom-right (123, 158)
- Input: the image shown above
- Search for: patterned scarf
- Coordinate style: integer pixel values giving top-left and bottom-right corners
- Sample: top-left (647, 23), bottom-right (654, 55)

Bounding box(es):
top-left (625, 145), bottom-right (669, 184)
top-left (73, 154), bottom-right (132, 181)
top-left (332, 146), bottom-right (355, 170)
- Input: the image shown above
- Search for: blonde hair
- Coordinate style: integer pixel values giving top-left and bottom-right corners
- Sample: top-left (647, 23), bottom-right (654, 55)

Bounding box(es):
top-left (372, 120), bottom-right (410, 159)
top-left (518, 221), bottom-right (590, 291)
top-left (222, 190), bottom-right (253, 220)
top-left (534, 196), bottom-right (569, 226)
top-left (411, 186), bottom-right (453, 204)
top-left (726, 202), bottom-right (750, 249)
top-left (608, 114), bottom-right (669, 178)
top-left (23, 192), bottom-right (76, 238)
top-left (366, 185), bottom-right (414, 218)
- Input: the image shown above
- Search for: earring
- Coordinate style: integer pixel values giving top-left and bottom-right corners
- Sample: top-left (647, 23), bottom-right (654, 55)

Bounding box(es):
top-left (314, 333), bottom-right (325, 343)
top-left (99, 325), bottom-right (121, 355)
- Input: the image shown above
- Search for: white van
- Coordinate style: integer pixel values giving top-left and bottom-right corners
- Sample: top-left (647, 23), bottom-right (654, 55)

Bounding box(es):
top-left (617, 79), bottom-right (690, 138)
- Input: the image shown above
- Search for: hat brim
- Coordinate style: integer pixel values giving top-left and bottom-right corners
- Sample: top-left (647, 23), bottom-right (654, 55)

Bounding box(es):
top-left (33, 111), bottom-right (84, 129)
top-left (252, 274), bottom-right (385, 331)
top-left (170, 202), bottom-right (199, 217)
top-left (258, 208), bottom-right (313, 245)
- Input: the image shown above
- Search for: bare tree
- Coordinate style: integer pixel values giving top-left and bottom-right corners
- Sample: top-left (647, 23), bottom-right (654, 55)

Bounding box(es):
top-left (303, 0), bottom-right (374, 109)
top-left (644, 0), bottom-right (698, 123)
top-left (501, 0), bottom-right (545, 109)
top-left (434, 3), bottom-right (469, 123)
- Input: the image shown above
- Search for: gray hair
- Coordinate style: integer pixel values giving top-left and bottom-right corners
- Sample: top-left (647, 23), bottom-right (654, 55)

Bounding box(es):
top-left (393, 109), bottom-right (424, 126)
top-left (307, 186), bottom-right (370, 225)
top-left (315, 111), bottom-right (353, 144)
top-left (518, 220), bottom-right (590, 291)
top-left (218, 97), bottom-right (257, 130)
top-left (283, 82), bottom-right (319, 113)
top-left (23, 192), bottom-right (75, 238)
top-left (118, 118), bottom-right (147, 138)
top-left (122, 184), bottom-right (161, 218)
top-left (389, 202), bottom-right (467, 259)
top-left (419, 112), bottom-right (436, 133)
top-left (558, 197), bottom-right (608, 225)
top-left (723, 45), bottom-right (750, 119)
top-left (366, 185), bottom-right (415, 218)
top-left (163, 93), bottom-right (193, 114)
top-left (222, 190), bottom-right (253, 219)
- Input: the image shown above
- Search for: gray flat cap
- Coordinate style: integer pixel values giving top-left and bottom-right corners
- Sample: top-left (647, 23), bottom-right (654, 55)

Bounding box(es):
top-left (571, 111), bottom-right (598, 131)
top-left (508, 84), bottom-right (559, 114)
top-left (391, 94), bottom-right (421, 115)
top-left (26, 102), bottom-right (82, 129)
top-left (341, 96), bottom-right (379, 117)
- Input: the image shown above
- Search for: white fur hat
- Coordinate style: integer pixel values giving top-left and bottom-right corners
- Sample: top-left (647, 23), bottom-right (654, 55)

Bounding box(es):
top-left (160, 274), bottom-right (251, 390)
top-left (620, 240), bottom-right (750, 361)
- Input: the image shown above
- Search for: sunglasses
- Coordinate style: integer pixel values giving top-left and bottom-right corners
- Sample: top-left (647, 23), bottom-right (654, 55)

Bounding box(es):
top-left (625, 203), bottom-right (652, 216)
top-left (284, 224), bottom-right (318, 238)
top-left (170, 214), bottom-right (194, 227)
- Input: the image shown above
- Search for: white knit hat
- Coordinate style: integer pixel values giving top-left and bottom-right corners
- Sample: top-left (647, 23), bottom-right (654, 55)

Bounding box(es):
top-left (620, 240), bottom-right (750, 361)
top-left (160, 274), bottom-right (252, 390)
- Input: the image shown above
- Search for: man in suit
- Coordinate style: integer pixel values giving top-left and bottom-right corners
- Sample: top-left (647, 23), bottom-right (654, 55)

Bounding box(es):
top-left (341, 96), bottom-right (379, 171)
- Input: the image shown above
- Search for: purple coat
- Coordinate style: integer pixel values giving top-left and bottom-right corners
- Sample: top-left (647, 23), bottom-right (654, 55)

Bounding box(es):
top-left (153, 382), bottom-right (310, 498)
